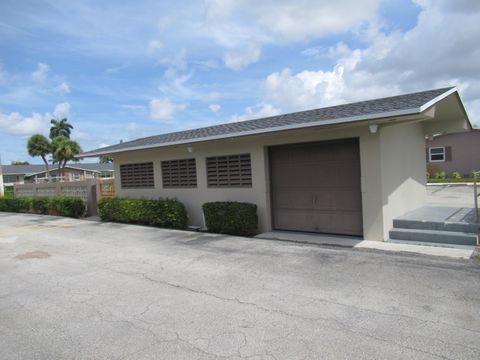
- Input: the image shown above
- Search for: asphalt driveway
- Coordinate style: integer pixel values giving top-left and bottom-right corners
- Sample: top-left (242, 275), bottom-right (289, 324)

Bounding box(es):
top-left (0, 213), bottom-right (479, 359)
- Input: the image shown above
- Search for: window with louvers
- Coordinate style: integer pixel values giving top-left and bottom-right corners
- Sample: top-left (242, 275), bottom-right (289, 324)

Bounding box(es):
top-left (161, 158), bottom-right (197, 188)
top-left (120, 162), bottom-right (154, 189)
top-left (206, 154), bottom-right (252, 188)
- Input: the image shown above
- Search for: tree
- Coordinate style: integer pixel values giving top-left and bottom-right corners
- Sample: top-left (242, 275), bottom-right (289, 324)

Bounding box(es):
top-left (27, 135), bottom-right (51, 181)
top-left (99, 156), bottom-right (113, 164)
top-left (51, 136), bottom-right (83, 179)
top-left (10, 160), bottom-right (30, 165)
top-left (49, 118), bottom-right (73, 140)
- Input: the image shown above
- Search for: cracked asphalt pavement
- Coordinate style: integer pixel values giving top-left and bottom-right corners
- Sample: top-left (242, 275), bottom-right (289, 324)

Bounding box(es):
top-left (1, 213), bottom-right (479, 359)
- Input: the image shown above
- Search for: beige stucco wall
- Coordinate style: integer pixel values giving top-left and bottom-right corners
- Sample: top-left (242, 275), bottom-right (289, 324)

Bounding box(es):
top-left (112, 121), bottom-right (426, 241)
top-left (379, 122), bottom-right (427, 239)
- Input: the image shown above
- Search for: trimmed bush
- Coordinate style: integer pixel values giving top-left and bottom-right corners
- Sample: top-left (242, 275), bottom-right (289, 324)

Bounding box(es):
top-left (97, 197), bottom-right (188, 230)
top-left (0, 196), bottom-right (85, 218)
top-left (32, 197), bottom-right (50, 214)
top-left (202, 201), bottom-right (258, 236)
top-left (0, 197), bottom-right (30, 212)
top-left (50, 196), bottom-right (85, 218)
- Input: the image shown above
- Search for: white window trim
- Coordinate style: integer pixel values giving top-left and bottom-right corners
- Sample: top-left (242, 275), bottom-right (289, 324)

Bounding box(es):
top-left (429, 146), bottom-right (445, 162)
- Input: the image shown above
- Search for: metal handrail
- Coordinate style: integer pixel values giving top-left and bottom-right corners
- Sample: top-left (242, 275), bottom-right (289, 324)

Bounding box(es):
top-left (474, 171), bottom-right (480, 222)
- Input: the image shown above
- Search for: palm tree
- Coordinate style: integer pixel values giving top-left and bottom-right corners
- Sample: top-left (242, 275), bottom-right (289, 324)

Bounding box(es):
top-left (49, 118), bottom-right (73, 140)
top-left (27, 134), bottom-right (51, 181)
top-left (51, 136), bottom-right (83, 179)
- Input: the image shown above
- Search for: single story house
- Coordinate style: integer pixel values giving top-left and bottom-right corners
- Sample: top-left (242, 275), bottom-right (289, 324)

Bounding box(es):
top-left (1, 163), bottom-right (114, 186)
top-left (79, 87), bottom-right (471, 241)
top-left (426, 129), bottom-right (480, 177)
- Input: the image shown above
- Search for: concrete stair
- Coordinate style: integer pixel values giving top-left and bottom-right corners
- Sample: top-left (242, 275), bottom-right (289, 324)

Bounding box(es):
top-left (389, 212), bottom-right (479, 248)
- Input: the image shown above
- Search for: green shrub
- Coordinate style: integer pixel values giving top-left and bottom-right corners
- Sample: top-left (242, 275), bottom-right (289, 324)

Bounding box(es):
top-left (97, 197), bottom-right (187, 230)
top-left (50, 196), bottom-right (85, 218)
top-left (3, 186), bottom-right (14, 197)
top-left (434, 171), bottom-right (447, 180)
top-left (202, 201), bottom-right (258, 236)
top-left (31, 197), bottom-right (50, 214)
top-left (0, 195), bottom-right (85, 218)
top-left (451, 171), bottom-right (462, 179)
top-left (426, 172), bottom-right (430, 179)
top-left (0, 197), bottom-right (31, 212)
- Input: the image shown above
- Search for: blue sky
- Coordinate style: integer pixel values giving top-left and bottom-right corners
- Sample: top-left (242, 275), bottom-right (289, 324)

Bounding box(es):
top-left (0, 0), bottom-right (479, 164)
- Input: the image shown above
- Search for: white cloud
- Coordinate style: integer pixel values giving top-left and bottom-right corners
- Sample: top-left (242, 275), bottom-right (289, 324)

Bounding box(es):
top-left (252, 0), bottom-right (480, 125)
top-left (223, 42), bottom-right (261, 70)
top-left (0, 112), bottom-right (49, 136)
top-left (204, 0), bottom-right (380, 68)
top-left (231, 103), bottom-right (281, 122)
top-left (53, 102), bottom-right (71, 118)
top-left (203, 92), bottom-right (222, 102)
top-left (147, 39), bottom-right (163, 54)
top-left (121, 104), bottom-right (147, 111)
top-left (31, 63), bottom-right (49, 83)
top-left (264, 66), bottom-right (349, 111)
top-left (149, 98), bottom-right (187, 122)
top-left (209, 104), bottom-right (221, 112)
top-left (0, 101), bottom-right (75, 137)
top-left (160, 48), bottom-right (188, 80)
top-left (57, 82), bottom-right (70, 94)
top-left (127, 122), bottom-right (137, 131)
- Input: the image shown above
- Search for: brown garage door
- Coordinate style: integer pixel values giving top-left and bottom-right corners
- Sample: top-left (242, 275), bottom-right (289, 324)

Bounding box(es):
top-left (269, 138), bottom-right (363, 236)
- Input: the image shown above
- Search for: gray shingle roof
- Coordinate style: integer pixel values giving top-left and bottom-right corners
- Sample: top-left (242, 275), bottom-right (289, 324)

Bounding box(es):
top-left (1, 163), bottom-right (113, 175)
top-left (80, 87), bottom-right (456, 157)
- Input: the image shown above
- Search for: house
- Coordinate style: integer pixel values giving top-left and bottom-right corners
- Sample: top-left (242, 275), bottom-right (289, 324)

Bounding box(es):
top-left (79, 87), bottom-right (471, 241)
top-left (1, 163), bottom-right (114, 187)
top-left (426, 130), bottom-right (480, 177)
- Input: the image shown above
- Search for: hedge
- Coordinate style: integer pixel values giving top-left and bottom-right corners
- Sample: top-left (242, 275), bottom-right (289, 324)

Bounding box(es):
top-left (0, 197), bottom-right (31, 213)
top-left (0, 196), bottom-right (85, 218)
top-left (97, 197), bottom-right (188, 230)
top-left (202, 201), bottom-right (258, 236)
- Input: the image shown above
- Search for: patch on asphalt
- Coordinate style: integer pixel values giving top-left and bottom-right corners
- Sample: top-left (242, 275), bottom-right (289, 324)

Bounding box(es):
top-left (15, 250), bottom-right (51, 260)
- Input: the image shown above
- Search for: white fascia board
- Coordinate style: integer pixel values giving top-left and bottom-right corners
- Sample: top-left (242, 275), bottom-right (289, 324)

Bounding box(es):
top-left (79, 107), bottom-right (425, 157)
top-left (419, 87), bottom-right (457, 112)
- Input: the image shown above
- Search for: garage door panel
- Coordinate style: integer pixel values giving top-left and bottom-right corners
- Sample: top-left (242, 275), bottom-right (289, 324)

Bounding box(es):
top-left (270, 138), bottom-right (363, 236)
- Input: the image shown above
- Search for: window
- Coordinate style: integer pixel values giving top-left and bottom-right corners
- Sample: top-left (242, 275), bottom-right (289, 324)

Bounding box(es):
top-left (428, 147), bottom-right (445, 162)
top-left (206, 153), bottom-right (252, 188)
top-left (3, 175), bottom-right (18, 183)
top-left (161, 158), bottom-right (197, 188)
top-left (120, 162), bottom-right (154, 189)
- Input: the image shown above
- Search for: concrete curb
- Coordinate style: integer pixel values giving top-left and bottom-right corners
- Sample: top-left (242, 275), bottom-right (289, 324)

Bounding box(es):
top-left (256, 232), bottom-right (474, 259)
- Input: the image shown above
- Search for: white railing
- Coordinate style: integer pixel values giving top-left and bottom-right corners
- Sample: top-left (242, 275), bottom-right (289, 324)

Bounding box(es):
top-left (32, 175), bottom-right (113, 184)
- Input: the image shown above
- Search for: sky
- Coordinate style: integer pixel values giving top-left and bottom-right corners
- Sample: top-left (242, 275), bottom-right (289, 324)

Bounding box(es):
top-left (0, 0), bottom-right (479, 164)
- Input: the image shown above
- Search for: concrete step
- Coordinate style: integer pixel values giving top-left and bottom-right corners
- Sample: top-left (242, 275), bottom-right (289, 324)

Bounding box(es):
top-left (393, 218), bottom-right (480, 233)
top-left (388, 239), bottom-right (476, 250)
top-left (389, 228), bottom-right (478, 246)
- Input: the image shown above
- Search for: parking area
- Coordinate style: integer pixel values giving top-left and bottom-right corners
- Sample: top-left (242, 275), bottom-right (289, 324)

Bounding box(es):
top-left (0, 212), bottom-right (479, 359)
top-left (427, 184), bottom-right (474, 207)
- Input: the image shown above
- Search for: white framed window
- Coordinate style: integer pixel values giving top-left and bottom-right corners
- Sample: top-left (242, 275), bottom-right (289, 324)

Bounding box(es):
top-left (428, 147), bottom-right (445, 162)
